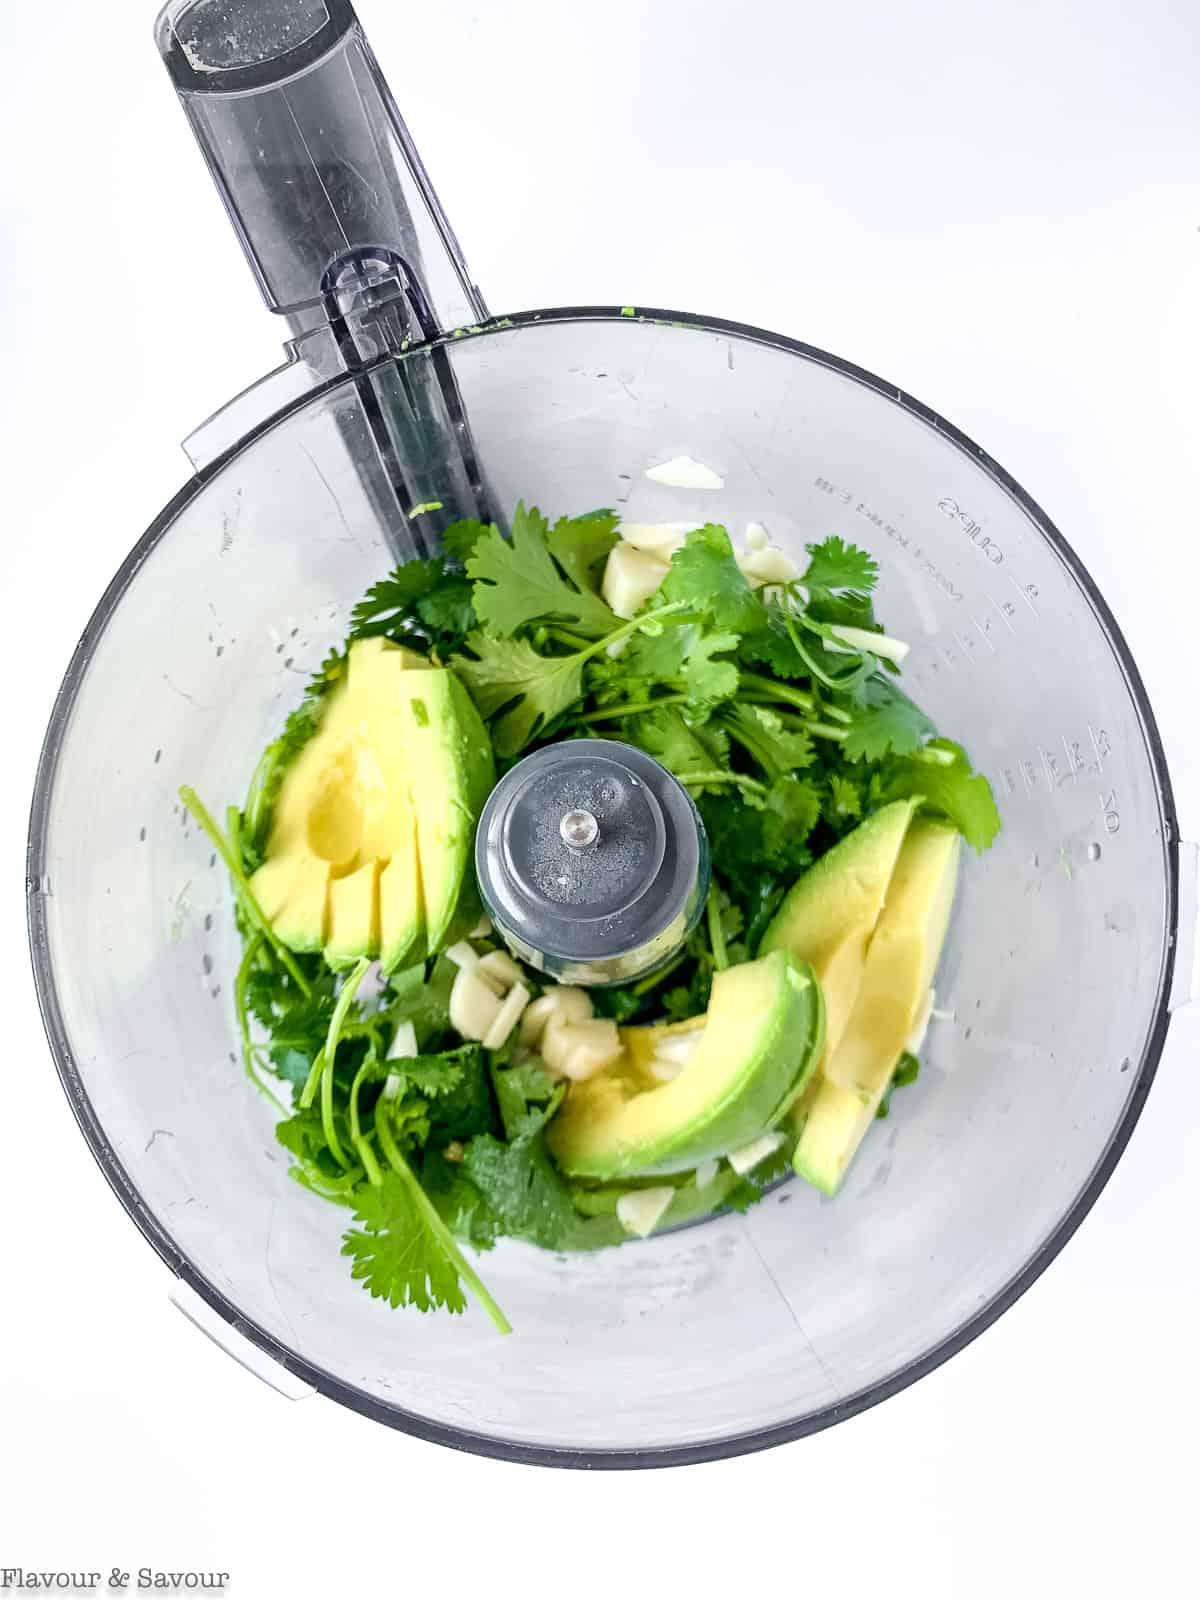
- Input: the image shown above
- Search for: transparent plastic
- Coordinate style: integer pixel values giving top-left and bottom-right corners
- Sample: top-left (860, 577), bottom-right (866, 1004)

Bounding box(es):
top-left (28, 310), bottom-right (1178, 1465)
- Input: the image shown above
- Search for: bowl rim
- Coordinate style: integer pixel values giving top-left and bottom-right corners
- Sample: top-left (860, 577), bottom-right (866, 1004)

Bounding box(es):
top-left (25, 303), bottom-right (1181, 1469)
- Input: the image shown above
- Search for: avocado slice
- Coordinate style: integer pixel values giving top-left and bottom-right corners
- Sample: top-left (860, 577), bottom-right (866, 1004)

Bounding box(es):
top-left (247, 638), bottom-right (492, 964)
top-left (389, 671), bottom-right (495, 953)
top-left (760, 798), bottom-right (918, 1063)
top-left (793, 819), bottom-right (960, 1194)
top-left (547, 951), bottom-right (824, 1179)
top-left (326, 858), bottom-right (381, 968)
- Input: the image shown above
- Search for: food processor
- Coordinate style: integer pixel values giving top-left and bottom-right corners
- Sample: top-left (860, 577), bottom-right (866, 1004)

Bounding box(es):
top-left (26, 0), bottom-right (1196, 1466)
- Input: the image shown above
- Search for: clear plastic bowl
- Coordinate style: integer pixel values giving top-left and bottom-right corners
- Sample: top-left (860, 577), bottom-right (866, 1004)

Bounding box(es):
top-left (27, 308), bottom-right (1180, 1466)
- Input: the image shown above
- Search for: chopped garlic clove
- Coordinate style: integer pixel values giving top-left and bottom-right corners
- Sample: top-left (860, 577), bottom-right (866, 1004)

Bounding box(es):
top-left (644, 455), bottom-right (725, 490)
top-left (652, 1029), bottom-right (704, 1066)
top-left (616, 1186), bottom-right (676, 1237)
top-left (518, 987), bottom-right (594, 1046)
top-left (483, 982), bottom-right (532, 1050)
top-left (470, 913), bottom-right (494, 939)
top-left (726, 1130), bottom-right (786, 1175)
top-left (646, 1054), bottom-right (683, 1083)
top-left (449, 966), bottom-right (504, 1041)
top-left (476, 949), bottom-right (525, 992)
top-left (386, 1020), bottom-right (418, 1061)
top-left (602, 542), bottom-right (671, 619)
top-left (744, 522), bottom-right (769, 551)
top-left (738, 546), bottom-right (799, 586)
top-left (619, 521), bottom-right (696, 557)
top-left (543, 1018), bottom-right (623, 1079)
top-left (445, 940), bottom-right (480, 971)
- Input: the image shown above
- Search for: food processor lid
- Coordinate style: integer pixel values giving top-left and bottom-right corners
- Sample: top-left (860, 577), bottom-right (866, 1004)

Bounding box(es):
top-left (475, 739), bottom-right (710, 981)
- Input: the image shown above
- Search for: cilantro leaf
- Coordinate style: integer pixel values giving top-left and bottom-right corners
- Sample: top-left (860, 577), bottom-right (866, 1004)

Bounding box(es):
top-left (342, 1172), bottom-right (468, 1314)
top-left (681, 630), bottom-right (740, 715)
top-left (547, 510), bottom-right (620, 596)
top-left (462, 1130), bottom-right (586, 1251)
top-left (492, 1059), bottom-right (564, 1142)
top-left (827, 772), bottom-right (863, 821)
top-left (700, 774), bottom-right (820, 878)
top-left (882, 739), bottom-right (1001, 852)
top-left (441, 518), bottom-right (492, 565)
top-left (802, 536), bottom-right (879, 595)
top-left (721, 704), bottom-right (814, 779)
top-left (452, 632), bottom-right (584, 755)
top-left (421, 1149), bottom-right (501, 1250)
top-left (349, 560), bottom-right (442, 638)
top-left (841, 677), bottom-right (936, 762)
top-left (659, 526), bottom-right (763, 635)
top-left (627, 707), bottom-right (730, 792)
top-left (415, 575), bottom-right (475, 643)
top-left (467, 502), bottom-right (617, 638)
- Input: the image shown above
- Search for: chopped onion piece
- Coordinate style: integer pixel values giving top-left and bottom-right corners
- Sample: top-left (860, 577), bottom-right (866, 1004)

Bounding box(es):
top-left (616, 1186), bottom-right (676, 1237)
top-left (726, 1130), bottom-right (786, 1175)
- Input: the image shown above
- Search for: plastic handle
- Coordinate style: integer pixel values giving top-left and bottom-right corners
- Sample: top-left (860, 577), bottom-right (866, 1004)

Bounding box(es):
top-left (154, 0), bottom-right (487, 334)
top-left (1169, 840), bottom-right (1200, 1011)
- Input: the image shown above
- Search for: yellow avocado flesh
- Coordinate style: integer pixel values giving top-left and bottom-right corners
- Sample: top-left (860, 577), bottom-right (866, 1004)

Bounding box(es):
top-left (760, 798), bottom-right (918, 1064)
top-left (246, 637), bottom-right (493, 967)
top-left (547, 951), bottom-right (824, 1179)
top-left (793, 819), bottom-right (961, 1195)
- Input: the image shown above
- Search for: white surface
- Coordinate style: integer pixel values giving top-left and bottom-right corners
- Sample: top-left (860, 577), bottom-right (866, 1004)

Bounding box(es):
top-left (3, 0), bottom-right (1198, 1594)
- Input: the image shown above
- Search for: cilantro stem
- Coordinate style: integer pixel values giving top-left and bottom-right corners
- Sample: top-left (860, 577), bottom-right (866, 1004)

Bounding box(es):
top-left (234, 934), bottom-right (287, 1113)
top-left (776, 606), bottom-right (875, 693)
top-left (706, 887), bottom-right (730, 972)
top-left (808, 722), bottom-right (849, 742)
top-left (375, 1104), bottom-right (512, 1335)
top-left (631, 949), bottom-right (688, 996)
top-left (824, 704), bottom-right (853, 724)
top-left (679, 770), bottom-right (768, 796)
top-left (352, 1135), bottom-right (384, 1187)
top-left (575, 600), bottom-right (691, 666)
top-left (580, 692), bottom-right (690, 724)
top-left (544, 626), bottom-right (594, 651)
top-left (738, 672), bottom-right (817, 713)
top-left (301, 957), bottom-right (371, 1172)
top-left (178, 786), bottom-right (313, 1000)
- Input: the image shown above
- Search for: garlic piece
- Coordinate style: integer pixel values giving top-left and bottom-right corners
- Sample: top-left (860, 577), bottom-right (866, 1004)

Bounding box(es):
top-left (827, 624), bottom-right (910, 664)
top-left (483, 981), bottom-right (532, 1050)
top-left (449, 966), bottom-right (503, 1042)
top-left (644, 455), bottom-right (724, 490)
top-left (616, 1186), bottom-right (676, 1237)
top-left (386, 1020), bottom-right (418, 1061)
top-left (445, 940), bottom-right (480, 972)
top-left (542, 1018), bottom-right (622, 1079)
top-left (518, 987), bottom-right (594, 1046)
top-left (475, 949), bottom-right (525, 994)
top-left (602, 542), bottom-right (670, 619)
top-left (726, 1130), bottom-right (786, 1176)
top-left (619, 521), bottom-right (695, 558)
top-left (738, 546), bottom-right (799, 587)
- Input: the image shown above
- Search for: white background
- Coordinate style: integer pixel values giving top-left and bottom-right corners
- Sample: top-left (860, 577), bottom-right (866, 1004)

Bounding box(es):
top-left (4, 0), bottom-right (1199, 1594)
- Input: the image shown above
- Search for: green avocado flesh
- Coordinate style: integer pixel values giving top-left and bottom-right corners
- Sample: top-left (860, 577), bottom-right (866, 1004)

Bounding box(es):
top-left (547, 950), bottom-right (825, 1179)
top-left (248, 637), bottom-right (494, 968)
top-left (759, 798), bottom-right (918, 1064)
top-left (793, 818), bottom-right (961, 1195)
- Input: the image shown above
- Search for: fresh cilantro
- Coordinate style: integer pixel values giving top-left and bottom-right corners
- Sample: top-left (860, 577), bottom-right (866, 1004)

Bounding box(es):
top-left (626, 707), bottom-right (730, 793)
top-left (492, 1059), bottom-right (564, 1142)
top-left (441, 517), bottom-right (492, 565)
top-left (877, 1053), bottom-right (921, 1119)
top-left (700, 774), bottom-right (820, 878)
top-left (841, 677), bottom-right (937, 762)
top-left (342, 1171), bottom-right (469, 1314)
top-left (827, 772), bottom-right (863, 820)
top-left (720, 704), bottom-right (814, 779)
top-left (467, 502), bottom-right (617, 638)
top-left (658, 525), bottom-right (762, 635)
top-left (802, 535), bottom-right (879, 595)
top-left (462, 1129), bottom-right (587, 1251)
top-left (882, 739), bottom-right (1001, 852)
top-left (452, 632), bottom-right (584, 755)
top-left (547, 510), bottom-right (620, 595)
top-left (350, 560), bottom-right (442, 638)
top-left (681, 630), bottom-right (740, 715)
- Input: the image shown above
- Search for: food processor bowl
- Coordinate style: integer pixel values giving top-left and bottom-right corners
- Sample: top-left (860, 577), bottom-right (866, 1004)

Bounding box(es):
top-left (28, 306), bottom-right (1185, 1465)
